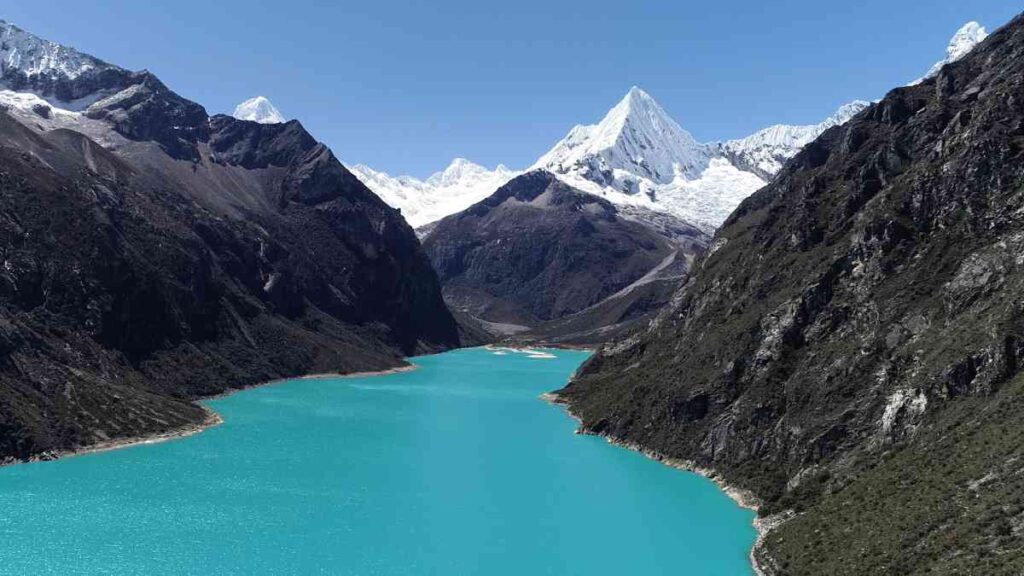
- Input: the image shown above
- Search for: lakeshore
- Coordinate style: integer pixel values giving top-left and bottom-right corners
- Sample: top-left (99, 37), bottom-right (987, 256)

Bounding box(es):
top-left (0, 348), bottom-right (755, 575)
top-left (542, 389), bottom-right (779, 576)
top-left (0, 363), bottom-right (420, 470)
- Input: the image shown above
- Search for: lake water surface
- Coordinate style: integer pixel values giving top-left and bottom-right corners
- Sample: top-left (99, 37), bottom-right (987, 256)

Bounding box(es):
top-left (0, 347), bottom-right (755, 575)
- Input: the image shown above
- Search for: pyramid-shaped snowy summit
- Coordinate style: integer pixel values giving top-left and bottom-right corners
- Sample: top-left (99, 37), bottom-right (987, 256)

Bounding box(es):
top-left (233, 96), bottom-right (286, 124)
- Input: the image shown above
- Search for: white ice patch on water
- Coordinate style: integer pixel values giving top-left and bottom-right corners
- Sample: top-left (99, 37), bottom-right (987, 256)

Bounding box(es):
top-left (486, 346), bottom-right (557, 359)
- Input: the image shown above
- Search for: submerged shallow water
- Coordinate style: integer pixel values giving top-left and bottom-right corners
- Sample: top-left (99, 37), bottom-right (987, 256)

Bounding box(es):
top-left (0, 347), bottom-right (755, 575)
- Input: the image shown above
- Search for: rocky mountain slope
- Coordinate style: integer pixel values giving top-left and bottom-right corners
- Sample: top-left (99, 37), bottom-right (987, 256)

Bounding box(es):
top-left (421, 171), bottom-right (708, 338)
top-left (0, 21), bottom-right (460, 463)
top-left (558, 13), bottom-right (1024, 575)
top-left (511, 242), bottom-right (692, 346)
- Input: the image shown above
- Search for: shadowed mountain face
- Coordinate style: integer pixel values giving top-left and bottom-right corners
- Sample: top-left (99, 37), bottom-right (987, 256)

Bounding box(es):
top-left (0, 25), bottom-right (459, 463)
top-left (421, 171), bottom-right (708, 337)
top-left (560, 14), bottom-right (1024, 575)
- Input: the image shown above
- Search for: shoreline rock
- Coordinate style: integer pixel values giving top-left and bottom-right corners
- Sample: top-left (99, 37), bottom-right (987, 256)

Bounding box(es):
top-left (0, 408), bottom-right (224, 469)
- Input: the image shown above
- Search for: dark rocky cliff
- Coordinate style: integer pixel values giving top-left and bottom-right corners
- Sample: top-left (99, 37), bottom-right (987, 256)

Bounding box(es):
top-left (0, 38), bottom-right (459, 463)
top-left (560, 14), bottom-right (1024, 575)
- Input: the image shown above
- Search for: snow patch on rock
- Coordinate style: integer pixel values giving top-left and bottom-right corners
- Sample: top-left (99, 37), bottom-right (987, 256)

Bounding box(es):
top-left (880, 388), bottom-right (927, 435)
top-left (0, 89), bottom-right (79, 117)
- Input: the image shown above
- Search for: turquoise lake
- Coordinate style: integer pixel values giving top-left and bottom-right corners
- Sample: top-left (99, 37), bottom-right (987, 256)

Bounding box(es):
top-left (0, 347), bottom-right (755, 575)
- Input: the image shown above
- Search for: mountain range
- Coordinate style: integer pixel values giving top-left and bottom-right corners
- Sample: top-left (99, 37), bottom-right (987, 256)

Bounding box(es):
top-left (351, 158), bottom-right (517, 228)
top-left (342, 21), bottom-right (987, 346)
top-left (0, 19), bottom-right (461, 463)
top-left (335, 21), bottom-right (986, 235)
top-left (345, 91), bottom-right (857, 234)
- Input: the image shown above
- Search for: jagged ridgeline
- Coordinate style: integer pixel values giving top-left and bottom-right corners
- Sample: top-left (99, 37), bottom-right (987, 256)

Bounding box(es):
top-left (0, 21), bottom-right (460, 463)
top-left (560, 13), bottom-right (1024, 575)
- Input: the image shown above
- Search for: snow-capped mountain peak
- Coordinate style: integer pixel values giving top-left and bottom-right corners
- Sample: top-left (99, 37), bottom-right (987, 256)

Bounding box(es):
top-left (534, 86), bottom-right (709, 194)
top-left (587, 86), bottom-right (696, 154)
top-left (351, 160), bottom-right (519, 228)
top-left (0, 21), bottom-right (146, 113)
top-left (530, 87), bottom-right (763, 232)
top-left (914, 21), bottom-right (988, 83)
top-left (826, 100), bottom-right (872, 126)
top-left (0, 20), bottom-right (108, 81)
top-left (232, 96), bottom-right (286, 124)
top-left (425, 157), bottom-right (513, 188)
top-left (945, 21), bottom-right (988, 62)
top-left (715, 99), bottom-right (871, 180)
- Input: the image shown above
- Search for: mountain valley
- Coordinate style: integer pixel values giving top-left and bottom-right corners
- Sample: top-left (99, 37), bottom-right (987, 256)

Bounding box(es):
top-left (0, 10), bottom-right (1019, 576)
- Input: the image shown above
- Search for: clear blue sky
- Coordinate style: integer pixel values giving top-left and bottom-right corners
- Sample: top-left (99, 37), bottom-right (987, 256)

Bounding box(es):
top-left (6, 1), bottom-right (1019, 176)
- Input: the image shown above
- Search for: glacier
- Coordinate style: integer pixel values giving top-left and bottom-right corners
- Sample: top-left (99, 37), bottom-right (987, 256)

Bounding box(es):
top-left (713, 100), bottom-right (871, 180)
top-left (351, 159), bottom-right (519, 227)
